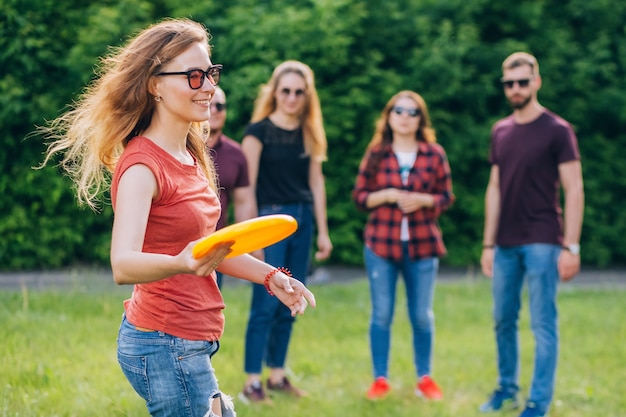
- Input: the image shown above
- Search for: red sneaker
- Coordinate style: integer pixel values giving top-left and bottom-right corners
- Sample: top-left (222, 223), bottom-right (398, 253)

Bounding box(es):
top-left (367, 377), bottom-right (391, 400)
top-left (416, 376), bottom-right (443, 400)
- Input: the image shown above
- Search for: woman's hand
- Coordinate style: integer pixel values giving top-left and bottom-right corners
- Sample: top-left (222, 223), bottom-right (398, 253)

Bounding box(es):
top-left (178, 240), bottom-right (235, 277)
top-left (384, 188), bottom-right (405, 204)
top-left (268, 272), bottom-right (317, 316)
top-left (314, 233), bottom-right (333, 261)
top-left (397, 191), bottom-right (434, 213)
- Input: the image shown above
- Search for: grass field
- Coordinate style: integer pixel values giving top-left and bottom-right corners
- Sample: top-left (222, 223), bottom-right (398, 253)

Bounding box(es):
top-left (1, 275), bottom-right (624, 417)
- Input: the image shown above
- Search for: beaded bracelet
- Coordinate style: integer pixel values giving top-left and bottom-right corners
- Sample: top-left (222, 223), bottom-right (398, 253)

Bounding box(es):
top-left (264, 267), bottom-right (292, 296)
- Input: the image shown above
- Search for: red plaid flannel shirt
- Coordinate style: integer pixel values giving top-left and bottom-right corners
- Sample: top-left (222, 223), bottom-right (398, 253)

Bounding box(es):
top-left (352, 142), bottom-right (454, 261)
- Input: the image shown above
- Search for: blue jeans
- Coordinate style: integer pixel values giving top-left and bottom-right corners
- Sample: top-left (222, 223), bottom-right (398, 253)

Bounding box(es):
top-left (244, 203), bottom-right (314, 373)
top-left (117, 315), bottom-right (221, 417)
top-left (364, 244), bottom-right (439, 379)
top-left (216, 271), bottom-right (224, 289)
top-left (492, 244), bottom-right (561, 412)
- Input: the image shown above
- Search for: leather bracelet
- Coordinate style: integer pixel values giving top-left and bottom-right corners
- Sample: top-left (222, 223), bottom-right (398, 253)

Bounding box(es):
top-left (263, 267), bottom-right (291, 296)
top-left (483, 244), bottom-right (495, 249)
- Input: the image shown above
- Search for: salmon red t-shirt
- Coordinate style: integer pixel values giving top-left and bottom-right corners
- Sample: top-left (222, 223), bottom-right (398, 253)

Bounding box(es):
top-left (111, 136), bottom-right (224, 341)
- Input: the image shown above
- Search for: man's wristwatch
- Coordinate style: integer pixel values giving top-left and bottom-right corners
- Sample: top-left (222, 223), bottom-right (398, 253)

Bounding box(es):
top-left (563, 243), bottom-right (580, 255)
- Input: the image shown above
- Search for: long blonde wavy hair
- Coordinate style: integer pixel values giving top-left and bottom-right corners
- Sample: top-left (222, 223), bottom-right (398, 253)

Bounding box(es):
top-left (250, 60), bottom-right (327, 162)
top-left (39, 18), bottom-right (217, 210)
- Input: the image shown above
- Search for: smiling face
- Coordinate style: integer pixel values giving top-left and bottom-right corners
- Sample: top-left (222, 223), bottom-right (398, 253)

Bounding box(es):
top-left (152, 42), bottom-right (215, 124)
top-left (273, 71), bottom-right (307, 118)
top-left (502, 64), bottom-right (540, 110)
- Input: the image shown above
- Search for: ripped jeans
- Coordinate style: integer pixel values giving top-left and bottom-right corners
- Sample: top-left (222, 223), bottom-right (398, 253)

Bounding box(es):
top-left (117, 314), bottom-right (232, 417)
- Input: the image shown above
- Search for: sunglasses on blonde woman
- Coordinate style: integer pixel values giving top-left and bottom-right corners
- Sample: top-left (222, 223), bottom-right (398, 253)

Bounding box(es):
top-left (157, 64), bottom-right (223, 89)
top-left (280, 88), bottom-right (306, 97)
top-left (392, 106), bottom-right (421, 117)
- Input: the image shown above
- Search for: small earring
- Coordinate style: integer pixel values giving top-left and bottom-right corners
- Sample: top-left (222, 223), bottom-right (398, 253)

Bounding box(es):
top-left (154, 95), bottom-right (161, 102)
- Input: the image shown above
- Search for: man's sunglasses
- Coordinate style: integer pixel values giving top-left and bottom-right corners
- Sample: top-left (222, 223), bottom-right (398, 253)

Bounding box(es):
top-left (391, 106), bottom-right (421, 117)
top-left (501, 78), bottom-right (531, 89)
top-left (212, 102), bottom-right (227, 112)
top-left (156, 64), bottom-right (223, 89)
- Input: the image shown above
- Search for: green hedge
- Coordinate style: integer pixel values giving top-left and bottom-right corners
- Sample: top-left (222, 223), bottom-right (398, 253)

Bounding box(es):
top-left (2, 0), bottom-right (625, 270)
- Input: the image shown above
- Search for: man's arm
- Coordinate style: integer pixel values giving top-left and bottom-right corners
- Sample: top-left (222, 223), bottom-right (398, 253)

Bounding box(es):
top-left (558, 160), bottom-right (584, 281)
top-left (232, 186), bottom-right (256, 224)
top-left (481, 165), bottom-right (500, 278)
top-left (240, 135), bottom-right (263, 259)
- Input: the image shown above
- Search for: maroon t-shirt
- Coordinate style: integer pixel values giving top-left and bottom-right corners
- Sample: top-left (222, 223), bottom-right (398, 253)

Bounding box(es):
top-left (489, 110), bottom-right (580, 246)
top-left (208, 134), bottom-right (250, 230)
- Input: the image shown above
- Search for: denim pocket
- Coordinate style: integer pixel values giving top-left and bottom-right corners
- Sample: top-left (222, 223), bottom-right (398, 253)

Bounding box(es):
top-left (117, 352), bottom-right (151, 402)
top-left (176, 339), bottom-right (219, 360)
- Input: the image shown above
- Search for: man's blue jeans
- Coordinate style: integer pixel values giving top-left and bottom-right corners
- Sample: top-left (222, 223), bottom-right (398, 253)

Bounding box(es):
top-left (364, 244), bottom-right (439, 379)
top-left (492, 244), bottom-right (561, 412)
top-left (244, 203), bottom-right (313, 373)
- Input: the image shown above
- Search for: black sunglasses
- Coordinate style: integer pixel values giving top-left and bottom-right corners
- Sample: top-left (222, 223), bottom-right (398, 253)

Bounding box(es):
top-left (391, 106), bottom-right (421, 117)
top-left (156, 64), bottom-right (223, 89)
top-left (280, 88), bottom-right (306, 97)
top-left (212, 102), bottom-right (227, 112)
top-left (501, 78), bottom-right (531, 89)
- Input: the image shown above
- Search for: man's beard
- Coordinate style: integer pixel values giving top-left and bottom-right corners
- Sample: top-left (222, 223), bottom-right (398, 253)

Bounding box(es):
top-left (508, 95), bottom-right (531, 110)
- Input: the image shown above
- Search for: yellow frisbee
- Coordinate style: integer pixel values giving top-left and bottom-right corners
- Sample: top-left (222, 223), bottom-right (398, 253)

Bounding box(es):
top-left (192, 214), bottom-right (298, 259)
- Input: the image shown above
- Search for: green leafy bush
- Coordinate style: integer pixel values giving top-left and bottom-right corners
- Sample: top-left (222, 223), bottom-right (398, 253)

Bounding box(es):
top-left (2, 0), bottom-right (625, 270)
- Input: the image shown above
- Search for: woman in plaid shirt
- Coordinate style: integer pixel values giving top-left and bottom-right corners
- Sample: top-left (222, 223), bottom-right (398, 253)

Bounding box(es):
top-left (352, 90), bottom-right (455, 401)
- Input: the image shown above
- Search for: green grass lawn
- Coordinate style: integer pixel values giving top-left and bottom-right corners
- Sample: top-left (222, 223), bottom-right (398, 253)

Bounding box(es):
top-left (1, 276), bottom-right (624, 417)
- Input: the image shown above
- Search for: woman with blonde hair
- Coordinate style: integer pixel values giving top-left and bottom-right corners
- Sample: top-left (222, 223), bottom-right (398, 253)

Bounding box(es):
top-left (353, 90), bottom-right (454, 401)
top-left (39, 19), bottom-right (316, 417)
top-left (239, 60), bottom-right (332, 403)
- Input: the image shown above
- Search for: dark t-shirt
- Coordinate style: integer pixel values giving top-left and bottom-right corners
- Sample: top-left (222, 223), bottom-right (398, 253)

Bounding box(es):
top-left (244, 118), bottom-right (313, 206)
top-left (489, 110), bottom-right (580, 246)
top-left (209, 134), bottom-right (249, 230)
